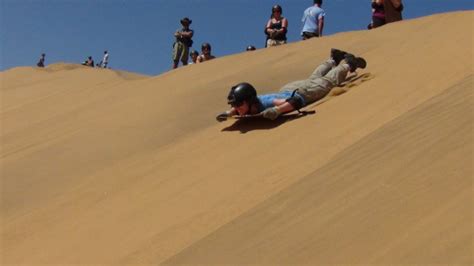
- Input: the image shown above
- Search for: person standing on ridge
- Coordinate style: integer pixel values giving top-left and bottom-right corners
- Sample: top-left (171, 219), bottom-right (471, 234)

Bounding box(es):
top-left (172, 17), bottom-right (194, 69)
top-left (384, 0), bottom-right (404, 23)
top-left (100, 50), bottom-right (109, 68)
top-left (301, 0), bottom-right (325, 40)
top-left (370, 0), bottom-right (386, 29)
top-left (216, 49), bottom-right (367, 121)
top-left (265, 5), bottom-right (288, 47)
top-left (37, 53), bottom-right (46, 67)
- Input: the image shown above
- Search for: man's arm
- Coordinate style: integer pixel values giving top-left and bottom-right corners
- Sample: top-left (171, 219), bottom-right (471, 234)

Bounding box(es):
top-left (318, 16), bottom-right (324, 37)
top-left (261, 100), bottom-right (295, 120)
top-left (181, 30), bottom-right (194, 38)
top-left (216, 108), bottom-right (237, 122)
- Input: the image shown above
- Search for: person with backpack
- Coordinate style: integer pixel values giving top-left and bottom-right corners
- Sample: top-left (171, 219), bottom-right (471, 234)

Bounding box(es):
top-left (172, 17), bottom-right (194, 69)
top-left (216, 49), bottom-right (367, 121)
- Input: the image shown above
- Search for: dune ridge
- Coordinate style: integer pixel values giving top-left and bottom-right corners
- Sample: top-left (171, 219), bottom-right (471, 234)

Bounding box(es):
top-left (1, 11), bottom-right (472, 264)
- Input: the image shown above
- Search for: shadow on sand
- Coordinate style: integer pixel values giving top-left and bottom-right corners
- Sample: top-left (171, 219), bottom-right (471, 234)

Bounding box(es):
top-left (222, 111), bottom-right (316, 133)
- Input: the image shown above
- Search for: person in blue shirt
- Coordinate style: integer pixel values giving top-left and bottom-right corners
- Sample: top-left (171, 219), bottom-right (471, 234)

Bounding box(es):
top-left (216, 49), bottom-right (367, 121)
top-left (301, 0), bottom-right (325, 40)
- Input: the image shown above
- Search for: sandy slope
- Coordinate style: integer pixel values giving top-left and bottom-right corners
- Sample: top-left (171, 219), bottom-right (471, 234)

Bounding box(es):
top-left (1, 11), bottom-right (472, 264)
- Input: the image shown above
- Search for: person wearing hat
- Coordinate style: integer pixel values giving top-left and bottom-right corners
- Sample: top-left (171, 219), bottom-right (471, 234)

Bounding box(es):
top-left (172, 17), bottom-right (194, 69)
top-left (265, 5), bottom-right (288, 47)
top-left (216, 49), bottom-right (367, 121)
top-left (196, 42), bottom-right (216, 63)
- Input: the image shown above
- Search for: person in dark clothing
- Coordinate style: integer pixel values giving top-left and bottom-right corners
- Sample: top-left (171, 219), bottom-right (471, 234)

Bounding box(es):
top-left (371, 0), bottom-right (386, 29)
top-left (265, 5), bottom-right (288, 47)
top-left (369, 0), bottom-right (404, 30)
top-left (82, 56), bottom-right (94, 67)
top-left (37, 53), bottom-right (46, 67)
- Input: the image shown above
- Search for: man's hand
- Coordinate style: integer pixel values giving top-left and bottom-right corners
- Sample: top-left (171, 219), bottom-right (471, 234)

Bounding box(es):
top-left (261, 107), bottom-right (281, 120)
top-left (216, 111), bottom-right (231, 122)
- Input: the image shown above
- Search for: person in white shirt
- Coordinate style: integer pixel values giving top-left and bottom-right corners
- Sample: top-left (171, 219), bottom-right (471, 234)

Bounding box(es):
top-left (101, 50), bottom-right (109, 68)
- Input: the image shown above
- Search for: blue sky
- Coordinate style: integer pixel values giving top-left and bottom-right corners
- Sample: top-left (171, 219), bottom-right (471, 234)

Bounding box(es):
top-left (1, 0), bottom-right (472, 75)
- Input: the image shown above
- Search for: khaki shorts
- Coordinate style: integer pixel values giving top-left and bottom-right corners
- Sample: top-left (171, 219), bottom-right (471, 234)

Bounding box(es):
top-left (172, 42), bottom-right (189, 63)
top-left (267, 39), bottom-right (287, 47)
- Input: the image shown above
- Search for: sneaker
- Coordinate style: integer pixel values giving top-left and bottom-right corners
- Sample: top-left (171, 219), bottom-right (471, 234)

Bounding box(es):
top-left (330, 48), bottom-right (347, 65)
top-left (345, 54), bottom-right (367, 72)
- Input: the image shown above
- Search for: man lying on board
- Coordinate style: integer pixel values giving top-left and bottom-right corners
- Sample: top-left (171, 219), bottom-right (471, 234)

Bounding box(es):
top-left (216, 48), bottom-right (367, 121)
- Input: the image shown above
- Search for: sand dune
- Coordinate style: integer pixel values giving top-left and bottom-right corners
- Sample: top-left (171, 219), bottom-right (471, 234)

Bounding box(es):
top-left (1, 11), bottom-right (472, 264)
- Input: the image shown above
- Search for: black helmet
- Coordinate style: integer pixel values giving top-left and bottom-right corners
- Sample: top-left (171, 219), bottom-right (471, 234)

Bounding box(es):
top-left (227, 82), bottom-right (257, 106)
top-left (201, 42), bottom-right (211, 51)
top-left (272, 4), bottom-right (282, 13)
top-left (246, 45), bottom-right (256, 51)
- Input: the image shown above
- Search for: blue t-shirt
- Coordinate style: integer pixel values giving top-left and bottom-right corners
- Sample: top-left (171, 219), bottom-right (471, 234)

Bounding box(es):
top-left (301, 6), bottom-right (325, 34)
top-left (257, 91), bottom-right (306, 112)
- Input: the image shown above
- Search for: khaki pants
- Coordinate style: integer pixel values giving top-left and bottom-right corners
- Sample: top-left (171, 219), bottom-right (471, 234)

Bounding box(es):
top-left (280, 60), bottom-right (350, 105)
top-left (172, 42), bottom-right (189, 64)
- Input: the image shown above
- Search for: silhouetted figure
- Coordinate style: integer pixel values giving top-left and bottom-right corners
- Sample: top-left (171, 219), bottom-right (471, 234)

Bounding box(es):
top-left (82, 56), bottom-right (95, 67)
top-left (37, 53), bottom-right (46, 67)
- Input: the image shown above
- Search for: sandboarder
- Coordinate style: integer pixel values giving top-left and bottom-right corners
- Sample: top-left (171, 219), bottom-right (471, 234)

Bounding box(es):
top-left (216, 49), bottom-right (367, 121)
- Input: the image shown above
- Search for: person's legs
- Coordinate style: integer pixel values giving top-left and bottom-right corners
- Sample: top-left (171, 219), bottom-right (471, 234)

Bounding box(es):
top-left (267, 39), bottom-right (277, 47)
top-left (279, 80), bottom-right (308, 92)
top-left (181, 45), bottom-right (189, 66)
top-left (172, 42), bottom-right (183, 68)
top-left (322, 63), bottom-right (351, 86)
top-left (308, 59), bottom-right (335, 80)
top-left (292, 62), bottom-right (351, 105)
top-left (372, 17), bottom-right (386, 28)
